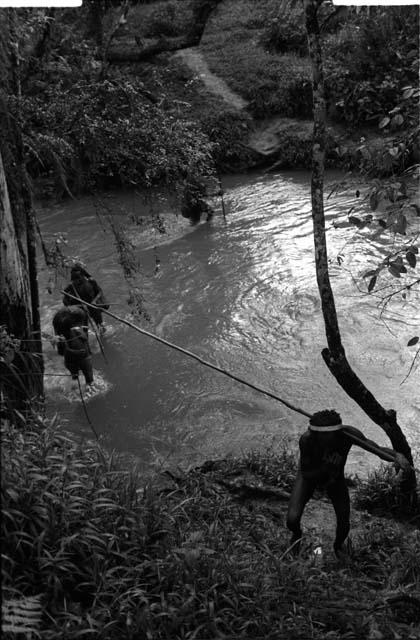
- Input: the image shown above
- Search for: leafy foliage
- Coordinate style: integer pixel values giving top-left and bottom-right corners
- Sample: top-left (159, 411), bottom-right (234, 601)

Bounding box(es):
top-left (324, 6), bottom-right (419, 132)
top-left (2, 415), bottom-right (420, 639)
top-left (142, 0), bottom-right (186, 38)
top-left (354, 462), bottom-right (420, 523)
top-left (260, 15), bottom-right (308, 57)
top-left (18, 77), bottom-right (215, 193)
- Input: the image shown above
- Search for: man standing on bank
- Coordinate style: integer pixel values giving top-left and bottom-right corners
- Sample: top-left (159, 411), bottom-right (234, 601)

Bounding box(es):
top-left (63, 264), bottom-right (109, 334)
top-left (286, 409), bottom-right (412, 557)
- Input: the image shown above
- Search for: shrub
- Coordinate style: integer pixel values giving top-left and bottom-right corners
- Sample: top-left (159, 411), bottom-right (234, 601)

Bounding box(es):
top-left (201, 106), bottom-right (255, 171)
top-left (142, 1), bottom-right (184, 38)
top-left (18, 78), bottom-right (216, 194)
top-left (3, 416), bottom-right (420, 639)
top-left (260, 17), bottom-right (308, 56)
top-left (354, 463), bottom-right (420, 523)
top-left (324, 6), bottom-right (419, 128)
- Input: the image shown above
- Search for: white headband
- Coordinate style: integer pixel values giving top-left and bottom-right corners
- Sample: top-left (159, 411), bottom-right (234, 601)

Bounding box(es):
top-left (309, 423), bottom-right (343, 432)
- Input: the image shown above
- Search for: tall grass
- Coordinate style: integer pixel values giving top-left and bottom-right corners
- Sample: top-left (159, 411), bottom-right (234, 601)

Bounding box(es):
top-left (200, 0), bottom-right (312, 119)
top-left (2, 415), bottom-right (420, 638)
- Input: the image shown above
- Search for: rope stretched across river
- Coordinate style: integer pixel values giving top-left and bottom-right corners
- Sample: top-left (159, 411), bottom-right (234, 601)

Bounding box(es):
top-left (61, 290), bottom-right (312, 418)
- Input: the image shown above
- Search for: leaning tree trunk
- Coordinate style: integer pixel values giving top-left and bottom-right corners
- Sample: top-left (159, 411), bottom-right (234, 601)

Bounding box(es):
top-left (0, 11), bottom-right (43, 413)
top-left (108, 0), bottom-right (222, 63)
top-left (303, 0), bottom-right (414, 471)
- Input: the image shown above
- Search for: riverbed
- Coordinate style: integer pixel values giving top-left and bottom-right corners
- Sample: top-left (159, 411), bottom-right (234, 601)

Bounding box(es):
top-left (37, 170), bottom-right (420, 474)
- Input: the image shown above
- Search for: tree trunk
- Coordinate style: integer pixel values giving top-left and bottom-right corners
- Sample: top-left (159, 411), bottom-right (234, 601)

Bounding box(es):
top-left (85, 0), bottom-right (106, 52)
top-left (108, 0), bottom-right (222, 63)
top-left (303, 0), bottom-right (414, 470)
top-left (0, 152), bottom-right (43, 411)
top-left (0, 12), bottom-right (43, 413)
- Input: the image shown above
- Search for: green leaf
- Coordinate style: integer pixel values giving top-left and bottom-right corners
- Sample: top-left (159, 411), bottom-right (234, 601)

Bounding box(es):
top-left (378, 219), bottom-right (387, 228)
top-left (379, 117), bottom-right (390, 129)
top-left (369, 193), bottom-right (379, 211)
top-left (391, 114), bottom-right (404, 127)
top-left (406, 251), bottom-right (417, 268)
top-left (388, 265), bottom-right (401, 278)
top-left (402, 88), bottom-right (415, 99)
top-left (407, 245), bottom-right (418, 254)
top-left (407, 336), bottom-right (419, 347)
top-left (394, 214), bottom-right (407, 235)
top-left (363, 269), bottom-right (377, 278)
top-left (349, 215), bottom-right (363, 227)
top-left (391, 257), bottom-right (407, 273)
top-left (368, 275), bottom-right (377, 292)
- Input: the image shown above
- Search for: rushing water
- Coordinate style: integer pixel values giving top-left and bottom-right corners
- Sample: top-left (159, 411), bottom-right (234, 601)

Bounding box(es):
top-left (38, 170), bottom-right (420, 474)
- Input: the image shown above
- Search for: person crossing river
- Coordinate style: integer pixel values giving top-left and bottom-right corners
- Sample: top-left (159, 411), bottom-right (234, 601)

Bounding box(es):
top-left (63, 264), bottom-right (109, 334)
top-left (52, 305), bottom-right (93, 386)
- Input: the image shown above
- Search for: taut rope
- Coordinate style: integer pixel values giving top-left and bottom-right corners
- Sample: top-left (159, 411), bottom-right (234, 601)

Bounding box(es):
top-left (61, 290), bottom-right (312, 418)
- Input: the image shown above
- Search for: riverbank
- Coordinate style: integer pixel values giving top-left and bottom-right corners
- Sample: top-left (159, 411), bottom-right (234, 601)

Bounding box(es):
top-left (104, 0), bottom-right (419, 177)
top-left (2, 415), bottom-right (419, 639)
top-left (25, 0), bottom-right (419, 202)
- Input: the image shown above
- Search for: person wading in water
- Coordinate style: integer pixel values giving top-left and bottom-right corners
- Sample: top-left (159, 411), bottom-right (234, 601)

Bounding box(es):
top-left (63, 265), bottom-right (109, 334)
top-left (52, 305), bottom-right (93, 386)
top-left (286, 409), bottom-right (412, 557)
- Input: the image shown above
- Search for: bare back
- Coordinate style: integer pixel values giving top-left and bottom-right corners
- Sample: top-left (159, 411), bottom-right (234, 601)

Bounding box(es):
top-left (299, 430), bottom-right (353, 486)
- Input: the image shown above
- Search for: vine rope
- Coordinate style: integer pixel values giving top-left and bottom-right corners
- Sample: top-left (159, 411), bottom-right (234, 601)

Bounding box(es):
top-left (61, 290), bottom-right (312, 418)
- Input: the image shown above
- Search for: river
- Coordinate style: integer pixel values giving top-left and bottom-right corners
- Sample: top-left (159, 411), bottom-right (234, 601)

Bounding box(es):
top-left (37, 170), bottom-right (420, 475)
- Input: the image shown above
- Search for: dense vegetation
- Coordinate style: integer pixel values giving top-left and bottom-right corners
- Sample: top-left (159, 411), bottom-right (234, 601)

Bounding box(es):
top-left (5, 0), bottom-right (420, 199)
top-left (2, 416), bottom-right (419, 639)
top-left (1, 1), bottom-right (419, 638)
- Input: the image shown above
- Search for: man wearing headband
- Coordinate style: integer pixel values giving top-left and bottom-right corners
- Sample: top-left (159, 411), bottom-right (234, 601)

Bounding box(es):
top-left (286, 409), bottom-right (411, 557)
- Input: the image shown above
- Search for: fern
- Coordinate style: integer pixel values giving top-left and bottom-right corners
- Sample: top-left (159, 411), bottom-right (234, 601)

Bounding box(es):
top-left (2, 595), bottom-right (42, 638)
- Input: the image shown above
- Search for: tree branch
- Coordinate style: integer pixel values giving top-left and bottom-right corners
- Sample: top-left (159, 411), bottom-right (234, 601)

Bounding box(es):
top-left (303, 0), bottom-right (415, 474)
top-left (107, 0), bottom-right (222, 63)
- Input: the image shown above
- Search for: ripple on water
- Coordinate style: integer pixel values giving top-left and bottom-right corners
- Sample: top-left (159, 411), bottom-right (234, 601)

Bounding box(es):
top-left (37, 172), bottom-right (420, 470)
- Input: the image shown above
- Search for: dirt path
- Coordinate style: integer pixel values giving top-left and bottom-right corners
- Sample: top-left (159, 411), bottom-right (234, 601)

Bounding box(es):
top-left (174, 47), bottom-right (248, 111)
top-left (173, 47), bottom-right (317, 160)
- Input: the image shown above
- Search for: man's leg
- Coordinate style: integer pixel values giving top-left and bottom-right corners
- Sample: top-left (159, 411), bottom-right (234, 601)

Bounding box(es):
top-left (286, 471), bottom-right (315, 553)
top-left (80, 356), bottom-right (94, 385)
top-left (90, 307), bottom-right (104, 331)
top-left (64, 356), bottom-right (79, 388)
top-left (327, 477), bottom-right (350, 555)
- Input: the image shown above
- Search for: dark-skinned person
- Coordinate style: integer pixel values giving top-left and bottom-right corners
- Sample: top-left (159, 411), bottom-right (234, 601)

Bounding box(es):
top-left (63, 264), bottom-right (109, 334)
top-left (286, 409), bottom-right (412, 557)
top-left (52, 305), bottom-right (93, 387)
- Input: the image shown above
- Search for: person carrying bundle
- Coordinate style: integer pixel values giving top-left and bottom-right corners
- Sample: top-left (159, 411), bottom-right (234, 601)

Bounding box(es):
top-left (63, 264), bottom-right (109, 333)
top-left (52, 305), bottom-right (93, 386)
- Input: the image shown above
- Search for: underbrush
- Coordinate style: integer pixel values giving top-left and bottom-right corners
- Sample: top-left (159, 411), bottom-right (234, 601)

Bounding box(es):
top-left (20, 75), bottom-right (215, 196)
top-left (202, 31), bottom-right (312, 120)
top-left (354, 462), bottom-right (420, 525)
top-left (136, 60), bottom-right (256, 172)
top-left (199, 0), bottom-right (419, 175)
top-left (2, 416), bottom-right (420, 639)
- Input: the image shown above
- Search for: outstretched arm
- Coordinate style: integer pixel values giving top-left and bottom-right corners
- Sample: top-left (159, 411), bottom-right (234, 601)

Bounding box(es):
top-left (341, 425), bottom-right (411, 470)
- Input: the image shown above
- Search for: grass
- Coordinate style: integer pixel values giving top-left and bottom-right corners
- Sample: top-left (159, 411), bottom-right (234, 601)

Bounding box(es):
top-left (2, 414), bottom-right (420, 639)
top-left (130, 57), bottom-right (256, 172)
top-left (200, 0), bottom-right (312, 120)
top-left (354, 462), bottom-right (420, 525)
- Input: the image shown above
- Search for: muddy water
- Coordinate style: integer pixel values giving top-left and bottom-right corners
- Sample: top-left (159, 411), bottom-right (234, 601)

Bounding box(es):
top-left (37, 171), bottom-right (419, 474)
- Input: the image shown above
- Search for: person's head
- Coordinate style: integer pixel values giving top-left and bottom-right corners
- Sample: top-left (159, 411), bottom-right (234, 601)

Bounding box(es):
top-left (309, 409), bottom-right (342, 432)
top-left (70, 267), bottom-right (86, 285)
top-left (71, 262), bottom-right (91, 280)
